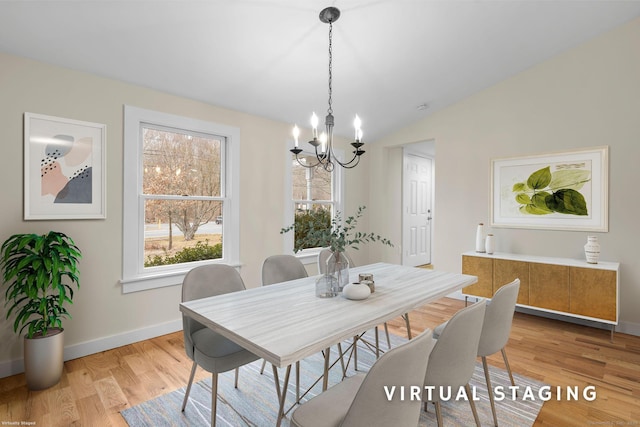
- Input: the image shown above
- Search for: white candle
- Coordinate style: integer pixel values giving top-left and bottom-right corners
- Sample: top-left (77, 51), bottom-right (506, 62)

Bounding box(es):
top-left (292, 125), bottom-right (300, 148)
top-left (353, 115), bottom-right (361, 140)
top-left (311, 113), bottom-right (319, 139)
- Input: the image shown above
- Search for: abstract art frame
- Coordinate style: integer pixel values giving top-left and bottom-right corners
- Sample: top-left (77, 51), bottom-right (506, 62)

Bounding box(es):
top-left (490, 146), bottom-right (608, 232)
top-left (24, 113), bottom-right (106, 220)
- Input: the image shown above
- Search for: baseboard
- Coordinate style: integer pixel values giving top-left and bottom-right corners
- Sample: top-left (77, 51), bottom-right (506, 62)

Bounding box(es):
top-left (0, 319), bottom-right (182, 379)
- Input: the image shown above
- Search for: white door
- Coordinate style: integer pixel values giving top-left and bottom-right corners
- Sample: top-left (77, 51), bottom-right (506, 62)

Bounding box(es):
top-left (402, 153), bottom-right (433, 266)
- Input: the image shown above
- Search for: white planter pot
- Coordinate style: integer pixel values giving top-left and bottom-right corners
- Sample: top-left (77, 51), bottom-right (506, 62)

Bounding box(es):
top-left (24, 328), bottom-right (64, 390)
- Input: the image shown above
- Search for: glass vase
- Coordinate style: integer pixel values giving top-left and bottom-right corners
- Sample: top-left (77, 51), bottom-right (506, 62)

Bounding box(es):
top-left (315, 274), bottom-right (338, 298)
top-left (326, 251), bottom-right (350, 292)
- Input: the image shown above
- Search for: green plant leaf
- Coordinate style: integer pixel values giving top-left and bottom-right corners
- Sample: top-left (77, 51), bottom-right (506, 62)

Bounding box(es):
top-left (519, 204), bottom-right (553, 215)
top-left (515, 193), bottom-right (531, 204)
top-left (531, 191), bottom-right (552, 211)
top-left (527, 166), bottom-right (552, 190)
top-left (549, 169), bottom-right (591, 191)
top-left (545, 189), bottom-right (588, 215)
top-left (512, 182), bottom-right (527, 192)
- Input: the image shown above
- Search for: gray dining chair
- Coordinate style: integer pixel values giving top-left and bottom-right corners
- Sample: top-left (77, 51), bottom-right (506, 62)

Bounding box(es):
top-left (424, 300), bottom-right (486, 427)
top-left (477, 279), bottom-right (520, 426)
top-left (263, 254), bottom-right (309, 286)
top-left (259, 254), bottom-right (309, 374)
top-left (181, 264), bottom-right (260, 427)
top-left (433, 279), bottom-right (520, 427)
top-left (291, 328), bottom-right (436, 427)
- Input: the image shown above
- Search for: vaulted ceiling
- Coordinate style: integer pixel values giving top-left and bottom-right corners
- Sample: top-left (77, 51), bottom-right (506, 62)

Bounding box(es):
top-left (1, 1), bottom-right (639, 142)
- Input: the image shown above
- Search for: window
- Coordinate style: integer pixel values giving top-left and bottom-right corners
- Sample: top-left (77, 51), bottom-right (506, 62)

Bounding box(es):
top-left (122, 106), bottom-right (240, 293)
top-left (284, 150), bottom-right (343, 264)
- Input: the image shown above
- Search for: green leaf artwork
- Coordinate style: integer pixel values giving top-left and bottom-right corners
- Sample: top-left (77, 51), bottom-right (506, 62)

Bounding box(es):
top-left (513, 166), bottom-right (590, 216)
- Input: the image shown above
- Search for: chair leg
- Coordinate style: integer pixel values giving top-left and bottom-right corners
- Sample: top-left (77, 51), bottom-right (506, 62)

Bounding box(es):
top-left (211, 372), bottom-right (218, 427)
top-left (234, 367), bottom-right (239, 388)
top-left (383, 322), bottom-right (391, 349)
top-left (260, 359), bottom-right (267, 374)
top-left (482, 356), bottom-right (499, 427)
top-left (466, 383), bottom-right (481, 427)
top-left (501, 348), bottom-right (516, 387)
top-left (434, 401), bottom-right (444, 427)
top-left (405, 313), bottom-right (413, 339)
top-left (182, 361), bottom-right (198, 412)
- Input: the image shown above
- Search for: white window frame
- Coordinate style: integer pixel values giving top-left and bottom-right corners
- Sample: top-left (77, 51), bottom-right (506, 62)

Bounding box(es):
top-left (283, 141), bottom-right (344, 265)
top-left (121, 106), bottom-right (240, 293)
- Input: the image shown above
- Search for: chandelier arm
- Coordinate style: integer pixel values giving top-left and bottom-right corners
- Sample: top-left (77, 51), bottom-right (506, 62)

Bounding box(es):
top-left (291, 149), bottom-right (321, 169)
top-left (329, 149), bottom-right (362, 168)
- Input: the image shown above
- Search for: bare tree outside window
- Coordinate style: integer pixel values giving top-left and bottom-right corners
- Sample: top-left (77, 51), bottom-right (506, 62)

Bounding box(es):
top-left (142, 127), bottom-right (224, 266)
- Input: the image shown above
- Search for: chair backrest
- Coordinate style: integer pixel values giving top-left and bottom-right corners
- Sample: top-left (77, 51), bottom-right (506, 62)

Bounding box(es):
top-left (424, 300), bottom-right (486, 397)
top-left (477, 278), bottom-right (520, 357)
top-left (182, 264), bottom-right (246, 359)
top-left (317, 248), bottom-right (356, 275)
top-left (261, 254), bottom-right (308, 286)
top-left (341, 329), bottom-right (436, 427)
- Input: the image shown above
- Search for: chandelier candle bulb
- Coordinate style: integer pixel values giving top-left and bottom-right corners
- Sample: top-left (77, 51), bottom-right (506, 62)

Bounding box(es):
top-left (293, 125), bottom-right (300, 147)
top-left (354, 115), bottom-right (362, 140)
top-left (311, 113), bottom-right (319, 138)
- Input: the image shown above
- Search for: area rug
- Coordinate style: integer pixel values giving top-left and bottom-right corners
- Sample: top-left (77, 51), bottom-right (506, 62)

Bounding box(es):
top-left (122, 334), bottom-right (546, 426)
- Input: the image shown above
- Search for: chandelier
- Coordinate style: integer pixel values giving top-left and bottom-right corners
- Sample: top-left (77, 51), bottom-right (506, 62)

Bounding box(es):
top-left (290, 6), bottom-right (364, 172)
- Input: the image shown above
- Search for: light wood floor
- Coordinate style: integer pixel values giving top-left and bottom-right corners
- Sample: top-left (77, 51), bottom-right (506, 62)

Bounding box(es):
top-left (1, 297), bottom-right (639, 426)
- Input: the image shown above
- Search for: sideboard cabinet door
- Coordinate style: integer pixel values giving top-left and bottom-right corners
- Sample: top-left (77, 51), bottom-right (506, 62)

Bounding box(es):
top-left (570, 267), bottom-right (617, 322)
top-left (529, 263), bottom-right (570, 313)
top-left (494, 259), bottom-right (530, 305)
top-left (462, 255), bottom-right (493, 298)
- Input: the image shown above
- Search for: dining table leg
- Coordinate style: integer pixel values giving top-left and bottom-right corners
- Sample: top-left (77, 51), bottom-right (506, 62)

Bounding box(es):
top-left (273, 364), bottom-right (292, 427)
top-left (322, 346), bottom-right (331, 391)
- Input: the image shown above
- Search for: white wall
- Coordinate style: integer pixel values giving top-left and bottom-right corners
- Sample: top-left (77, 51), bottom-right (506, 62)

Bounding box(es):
top-left (0, 52), bottom-right (370, 376)
top-left (370, 17), bottom-right (640, 335)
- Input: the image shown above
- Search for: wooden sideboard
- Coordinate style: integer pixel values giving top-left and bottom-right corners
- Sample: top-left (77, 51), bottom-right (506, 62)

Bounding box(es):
top-left (461, 251), bottom-right (619, 337)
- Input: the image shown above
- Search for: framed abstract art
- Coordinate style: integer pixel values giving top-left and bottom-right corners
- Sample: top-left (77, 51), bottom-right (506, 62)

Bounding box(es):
top-left (24, 113), bottom-right (106, 220)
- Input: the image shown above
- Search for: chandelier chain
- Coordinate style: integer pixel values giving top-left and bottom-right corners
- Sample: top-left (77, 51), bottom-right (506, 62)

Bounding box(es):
top-left (327, 20), bottom-right (333, 115)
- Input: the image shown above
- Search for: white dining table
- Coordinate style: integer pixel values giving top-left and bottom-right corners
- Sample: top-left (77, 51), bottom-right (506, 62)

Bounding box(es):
top-left (179, 262), bottom-right (477, 426)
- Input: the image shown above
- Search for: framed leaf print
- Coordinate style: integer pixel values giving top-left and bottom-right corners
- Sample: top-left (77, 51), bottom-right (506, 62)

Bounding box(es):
top-left (490, 146), bottom-right (608, 231)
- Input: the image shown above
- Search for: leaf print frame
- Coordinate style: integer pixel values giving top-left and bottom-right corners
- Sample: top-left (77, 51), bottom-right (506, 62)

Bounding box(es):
top-left (24, 113), bottom-right (107, 220)
top-left (490, 146), bottom-right (608, 231)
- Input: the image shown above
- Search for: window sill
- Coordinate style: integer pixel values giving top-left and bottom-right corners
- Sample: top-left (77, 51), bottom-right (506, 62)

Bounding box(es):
top-left (294, 248), bottom-right (322, 266)
top-left (121, 260), bottom-right (242, 294)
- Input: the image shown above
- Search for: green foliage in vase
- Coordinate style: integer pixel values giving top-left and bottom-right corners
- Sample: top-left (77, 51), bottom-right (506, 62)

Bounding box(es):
top-left (512, 166), bottom-right (590, 216)
top-left (281, 205), bottom-right (393, 253)
top-left (1, 231), bottom-right (82, 338)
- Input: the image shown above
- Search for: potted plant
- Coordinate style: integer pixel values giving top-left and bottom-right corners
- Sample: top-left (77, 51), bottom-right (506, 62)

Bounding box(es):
top-left (281, 205), bottom-right (393, 289)
top-left (1, 231), bottom-right (82, 390)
